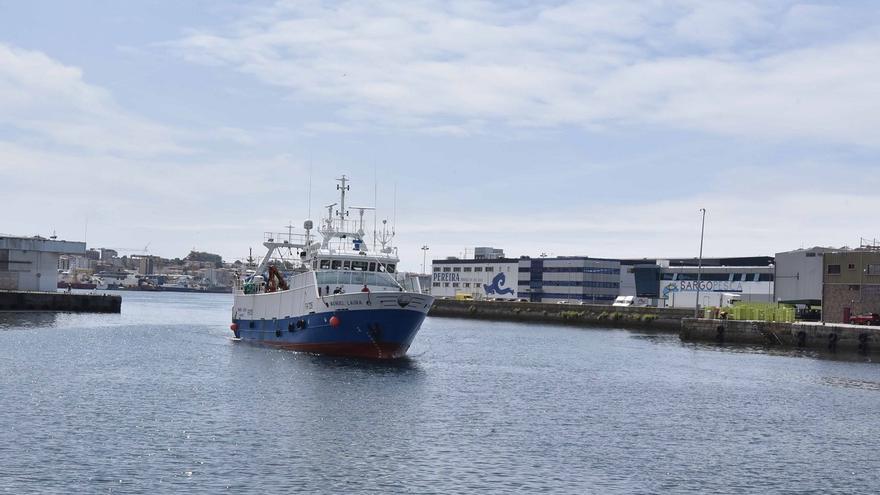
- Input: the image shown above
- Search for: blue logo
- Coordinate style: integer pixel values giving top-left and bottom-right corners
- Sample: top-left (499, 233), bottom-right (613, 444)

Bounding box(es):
top-left (484, 272), bottom-right (515, 296)
top-left (662, 284), bottom-right (679, 299)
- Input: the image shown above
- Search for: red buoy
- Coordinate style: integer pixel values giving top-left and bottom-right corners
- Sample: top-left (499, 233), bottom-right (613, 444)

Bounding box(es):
top-left (329, 316), bottom-right (341, 328)
top-left (230, 323), bottom-right (239, 332)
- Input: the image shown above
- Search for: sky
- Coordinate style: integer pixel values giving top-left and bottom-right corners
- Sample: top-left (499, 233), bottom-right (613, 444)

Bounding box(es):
top-left (2, 0), bottom-right (878, 271)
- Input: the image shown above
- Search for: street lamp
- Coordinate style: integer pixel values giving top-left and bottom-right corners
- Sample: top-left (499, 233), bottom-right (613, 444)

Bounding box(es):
top-left (694, 208), bottom-right (706, 318)
top-left (421, 245), bottom-right (429, 275)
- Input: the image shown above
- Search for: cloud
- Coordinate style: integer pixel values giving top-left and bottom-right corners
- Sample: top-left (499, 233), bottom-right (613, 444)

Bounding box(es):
top-left (171, 0), bottom-right (880, 146)
top-left (392, 188), bottom-right (880, 265)
top-left (0, 43), bottom-right (187, 156)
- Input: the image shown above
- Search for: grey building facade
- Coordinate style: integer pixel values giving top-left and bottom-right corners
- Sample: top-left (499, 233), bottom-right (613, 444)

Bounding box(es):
top-left (773, 248), bottom-right (833, 305)
top-left (517, 257), bottom-right (621, 304)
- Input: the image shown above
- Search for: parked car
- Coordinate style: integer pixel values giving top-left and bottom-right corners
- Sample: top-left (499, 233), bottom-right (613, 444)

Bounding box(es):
top-left (850, 313), bottom-right (880, 325)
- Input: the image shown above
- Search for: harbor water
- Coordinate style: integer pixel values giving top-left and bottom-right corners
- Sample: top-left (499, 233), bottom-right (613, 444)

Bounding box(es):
top-left (1, 292), bottom-right (879, 494)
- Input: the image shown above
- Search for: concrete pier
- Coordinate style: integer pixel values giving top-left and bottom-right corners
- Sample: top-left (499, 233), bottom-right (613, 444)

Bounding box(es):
top-left (0, 290), bottom-right (121, 313)
top-left (681, 318), bottom-right (879, 353)
top-left (428, 298), bottom-right (691, 331)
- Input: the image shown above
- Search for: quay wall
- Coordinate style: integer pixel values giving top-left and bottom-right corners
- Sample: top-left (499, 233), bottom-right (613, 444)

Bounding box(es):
top-left (681, 318), bottom-right (879, 352)
top-left (428, 299), bottom-right (691, 331)
top-left (0, 291), bottom-right (121, 313)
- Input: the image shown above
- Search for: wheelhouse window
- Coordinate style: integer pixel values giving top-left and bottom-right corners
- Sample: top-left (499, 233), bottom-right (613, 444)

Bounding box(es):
top-left (352, 261), bottom-right (367, 271)
top-left (343, 260), bottom-right (351, 270)
top-left (331, 260), bottom-right (342, 270)
top-left (320, 260), bottom-right (331, 269)
top-left (369, 262), bottom-right (376, 272)
top-left (316, 270), bottom-right (400, 288)
top-left (386, 264), bottom-right (396, 274)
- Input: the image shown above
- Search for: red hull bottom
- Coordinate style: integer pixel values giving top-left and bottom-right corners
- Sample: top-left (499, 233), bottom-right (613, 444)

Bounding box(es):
top-left (250, 340), bottom-right (410, 359)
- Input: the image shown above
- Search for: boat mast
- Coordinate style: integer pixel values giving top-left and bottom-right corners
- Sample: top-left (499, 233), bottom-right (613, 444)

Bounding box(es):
top-left (336, 175), bottom-right (350, 231)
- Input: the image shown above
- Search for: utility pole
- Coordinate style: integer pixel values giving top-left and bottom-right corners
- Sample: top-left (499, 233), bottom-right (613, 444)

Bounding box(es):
top-left (695, 208), bottom-right (706, 318)
top-left (421, 245), bottom-right (430, 275)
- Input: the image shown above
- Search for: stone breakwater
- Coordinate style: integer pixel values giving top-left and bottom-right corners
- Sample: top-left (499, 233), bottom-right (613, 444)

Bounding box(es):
top-left (681, 318), bottom-right (879, 353)
top-left (429, 300), bottom-right (880, 354)
top-left (428, 299), bottom-right (691, 331)
top-left (0, 290), bottom-right (121, 313)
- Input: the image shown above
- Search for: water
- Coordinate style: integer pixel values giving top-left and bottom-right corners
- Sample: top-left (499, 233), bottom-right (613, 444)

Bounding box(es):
top-left (1, 292), bottom-right (879, 494)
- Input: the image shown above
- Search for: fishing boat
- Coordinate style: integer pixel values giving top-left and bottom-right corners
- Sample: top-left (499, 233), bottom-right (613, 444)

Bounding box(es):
top-left (230, 175), bottom-right (433, 359)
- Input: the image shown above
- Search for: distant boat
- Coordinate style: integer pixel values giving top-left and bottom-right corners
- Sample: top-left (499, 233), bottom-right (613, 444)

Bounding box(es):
top-left (57, 281), bottom-right (97, 290)
top-left (230, 175), bottom-right (433, 359)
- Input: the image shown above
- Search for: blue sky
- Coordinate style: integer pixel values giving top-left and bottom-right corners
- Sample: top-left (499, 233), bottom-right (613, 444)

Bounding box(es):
top-left (2, 0), bottom-right (878, 270)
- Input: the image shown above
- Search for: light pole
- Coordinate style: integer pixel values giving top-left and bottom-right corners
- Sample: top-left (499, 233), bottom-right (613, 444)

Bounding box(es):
top-left (694, 208), bottom-right (706, 318)
top-left (421, 245), bottom-right (429, 275)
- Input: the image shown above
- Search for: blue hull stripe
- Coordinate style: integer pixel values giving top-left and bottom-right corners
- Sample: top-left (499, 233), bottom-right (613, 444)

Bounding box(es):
top-left (233, 308), bottom-right (427, 353)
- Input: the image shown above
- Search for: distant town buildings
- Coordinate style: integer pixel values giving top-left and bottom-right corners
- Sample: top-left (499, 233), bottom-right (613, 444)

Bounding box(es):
top-left (54, 243), bottom-right (238, 292)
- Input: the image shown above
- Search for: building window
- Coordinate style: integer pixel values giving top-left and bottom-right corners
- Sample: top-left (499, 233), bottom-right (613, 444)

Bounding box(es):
top-left (848, 264), bottom-right (856, 270)
top-left (849, 285), bottom-right (860, 291)
top-left (474, 267), bottom-right (483, 272)
top-left (443, 267), bottom-right (451, 272)
top-left (463, 267), bottom-right (472, 272)
top-left (827, 265), bottom-right (841, 274)
top-left (453, 267), bottom-right (461, 272)
top-left (868, 264), bottom-right (880, 275)
top-left (485, 267), bottom-right (494, 273)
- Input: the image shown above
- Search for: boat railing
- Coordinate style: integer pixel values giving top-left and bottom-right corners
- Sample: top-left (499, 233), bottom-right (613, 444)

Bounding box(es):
top-left (264, 232), bottom-right (309, 245)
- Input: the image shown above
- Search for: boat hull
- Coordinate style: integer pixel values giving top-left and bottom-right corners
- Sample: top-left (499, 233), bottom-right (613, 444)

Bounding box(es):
top-left (232, 307), bottom-right (427, 359)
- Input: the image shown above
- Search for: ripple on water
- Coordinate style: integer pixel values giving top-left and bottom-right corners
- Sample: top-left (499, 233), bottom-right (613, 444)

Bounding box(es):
top-left (0, 294), bottom-right (878, 493)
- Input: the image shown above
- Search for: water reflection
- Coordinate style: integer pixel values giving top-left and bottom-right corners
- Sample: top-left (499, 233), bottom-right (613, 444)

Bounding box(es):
top-left (301, 353), bottom-right (422, 373)
top-left (228, 339), bottom-right (424, 377)
top-left (676, 340), bottom-right (878, 364)
top-left (0, 311), bottom-right (59, 330)
top-left (628, 331), bottom-right (878, 364)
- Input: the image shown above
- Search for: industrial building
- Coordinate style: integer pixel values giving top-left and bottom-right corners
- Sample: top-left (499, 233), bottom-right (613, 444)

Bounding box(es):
top-left (822, 247), bottom-right (880, 323)
top-left (431, 257), bottom-right (521, 300)
top-left (0, 235), bottom-right (86, 292)
top-left (622, 257), bottom-right (775, 309)
top-left (517, 256), bottom-right (622, 304)
top-left (773, 248), bottom-right (834, 306)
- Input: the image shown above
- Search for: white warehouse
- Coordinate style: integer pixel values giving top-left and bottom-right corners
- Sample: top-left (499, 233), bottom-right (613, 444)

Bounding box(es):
top-left (0, 235), bottom-right (86, 292)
